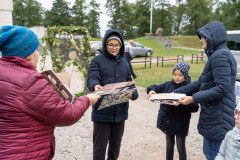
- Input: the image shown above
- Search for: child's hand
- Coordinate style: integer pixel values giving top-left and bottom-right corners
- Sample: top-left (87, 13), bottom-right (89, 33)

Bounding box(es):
top-left (94, 85), bottom-right (102, 91)
top-left (147, 90), bottom-right (156, 99)
top-left (128, 93), bottom-right (133, 99)
top-left (179, 96), bottom-right (194, 105)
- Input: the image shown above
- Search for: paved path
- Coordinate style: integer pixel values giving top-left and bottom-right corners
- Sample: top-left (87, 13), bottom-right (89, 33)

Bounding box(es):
top-left (173, 47), bottom-right (202, 51)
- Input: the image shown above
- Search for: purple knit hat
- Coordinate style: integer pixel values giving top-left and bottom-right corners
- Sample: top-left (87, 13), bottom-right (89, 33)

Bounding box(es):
top-left (0, 26), bottom-right (39, 58)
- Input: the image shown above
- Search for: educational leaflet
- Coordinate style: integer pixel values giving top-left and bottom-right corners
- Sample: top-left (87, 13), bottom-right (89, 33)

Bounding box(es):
top-left (91, 81), bottom-right (136, 110)
top-left (149, 93), bottom-right (186, 106)
top-left (41, 70), bottom-right (75, 104)
top-left (98, 88), bottom-right (137, 110)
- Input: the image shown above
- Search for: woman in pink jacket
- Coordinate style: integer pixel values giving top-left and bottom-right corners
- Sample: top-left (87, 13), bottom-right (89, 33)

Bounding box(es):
top-left (0, 26), bottom-right (100, 160)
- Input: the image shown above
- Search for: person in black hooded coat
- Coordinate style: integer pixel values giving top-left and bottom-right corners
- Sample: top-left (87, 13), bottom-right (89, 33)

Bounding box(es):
top-left (147, 61), bottom-right (199, 160)
top-left (87, 29), bottom-right (138, 160)
top-left (175, 21), bottom-right (237, 160)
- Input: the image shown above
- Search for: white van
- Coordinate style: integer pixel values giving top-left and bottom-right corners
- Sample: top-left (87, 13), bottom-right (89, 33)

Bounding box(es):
top-left (227, 30), bottom-right (240, 80)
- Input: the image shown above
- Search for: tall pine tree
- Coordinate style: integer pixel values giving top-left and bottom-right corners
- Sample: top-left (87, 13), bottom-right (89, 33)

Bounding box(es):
top-left (214, 0), bottom-right (240, 30)
top-left (86, 0), bottom-right (101, 38)
top-left (182, 0), bottom-right (213, 35)
top-left (135, 0), bottom-right (150, 37)
top-left (174, 0), bottom-right (186, 35)
top-left (44, 0), bottom-right (71, 26)
top-left (71, 0), bottom-right (87, 26)
top-left (13, 0), bottom-right (44, 27)
top-left (105, 0), bottom-right (135, 39)
top-left (153, 0), bottom-right (174, 36)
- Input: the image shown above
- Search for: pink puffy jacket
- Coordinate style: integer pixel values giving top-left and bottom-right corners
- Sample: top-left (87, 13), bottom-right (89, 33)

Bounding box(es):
top-left (0, 56), bottom-right (90, 160)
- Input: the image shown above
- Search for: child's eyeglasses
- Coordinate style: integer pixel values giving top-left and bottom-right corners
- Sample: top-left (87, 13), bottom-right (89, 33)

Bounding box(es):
top-left (234, 109), bottom-right (240, 118)
top-left (107, 44), bottom-right (121, 49)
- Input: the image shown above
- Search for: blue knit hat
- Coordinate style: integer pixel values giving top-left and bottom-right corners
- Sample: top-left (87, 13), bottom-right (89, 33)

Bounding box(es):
top-left (0, 26), bottom-right (39, 58)
top-left (172, 61), bottom-right (190, 78)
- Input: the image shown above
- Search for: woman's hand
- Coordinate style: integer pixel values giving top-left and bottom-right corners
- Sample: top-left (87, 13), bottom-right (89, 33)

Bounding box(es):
top-left (86, 94), bottom-right (101, 106)
top-left (147, 90), bottom-right (156, 99)
top-left (179, 96), bottom-right (194, 105)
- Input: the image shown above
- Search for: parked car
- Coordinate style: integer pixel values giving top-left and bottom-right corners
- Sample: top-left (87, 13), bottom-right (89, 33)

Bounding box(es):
top-left (89, 41), bottom-right (102, 55)
top-left (125, 42), bottom-right (153, 58)
top-left (89, 41), bottom-right (100, 45)
top-left (227, 30), bottom-right (240, 80)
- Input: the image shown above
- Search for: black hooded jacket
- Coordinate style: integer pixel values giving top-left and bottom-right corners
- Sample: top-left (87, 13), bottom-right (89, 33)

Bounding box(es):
top-left (174, 21), bottom-right (237, 140)
top-left (87, 29), bottom-right (138, 122)
top-left (147, 78), bottom-right (199, 136)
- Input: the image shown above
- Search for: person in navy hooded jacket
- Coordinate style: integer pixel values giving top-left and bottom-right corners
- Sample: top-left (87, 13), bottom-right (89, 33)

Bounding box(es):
top-left (175, 21), bottom-right (237, 160)
top-left (147, 61), bottom-right (199, 160)
top-left (87, 29), bottom-right (138, 160)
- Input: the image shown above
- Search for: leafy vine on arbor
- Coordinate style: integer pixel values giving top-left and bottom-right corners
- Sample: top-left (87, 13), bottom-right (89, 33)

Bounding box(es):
top-left (40, 26), bottom-right (92, 97)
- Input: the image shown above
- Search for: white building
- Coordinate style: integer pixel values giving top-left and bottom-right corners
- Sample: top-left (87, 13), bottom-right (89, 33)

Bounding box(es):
top-left (0, 0), bottom-right (13, 26)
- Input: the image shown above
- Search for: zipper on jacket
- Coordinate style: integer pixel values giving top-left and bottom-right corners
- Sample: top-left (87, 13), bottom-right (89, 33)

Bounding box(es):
top-left (232, 147), bottom-right (237, 160)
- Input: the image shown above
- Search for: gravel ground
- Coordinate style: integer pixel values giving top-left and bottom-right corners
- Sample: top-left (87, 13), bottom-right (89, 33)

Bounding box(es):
top-left (52, 85), bottom-right (205, 160)
top-left (38, 55), bottom-right (206, 160)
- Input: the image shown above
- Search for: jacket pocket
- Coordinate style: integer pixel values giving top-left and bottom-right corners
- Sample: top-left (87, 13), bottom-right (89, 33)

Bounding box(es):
top-left (208, 99), bottom-right (221, 108)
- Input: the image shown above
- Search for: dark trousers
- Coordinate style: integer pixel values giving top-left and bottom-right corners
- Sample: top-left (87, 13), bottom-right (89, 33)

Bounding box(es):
top-left (93, 121), bottom-right (125, 160)
top-left (166, 134), bottom-right (187, 160)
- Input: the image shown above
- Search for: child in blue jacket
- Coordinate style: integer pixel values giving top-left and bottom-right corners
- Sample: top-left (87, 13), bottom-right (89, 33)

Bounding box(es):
top-left (87, 29), bottom-right (138, 160)
top-left (147, 61), bottom-right (199, 160)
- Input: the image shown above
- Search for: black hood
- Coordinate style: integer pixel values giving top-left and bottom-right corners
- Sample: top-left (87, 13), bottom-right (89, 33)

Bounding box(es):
top-left (196, 21), bottom-right (227, 56)
top-left (102, 29), bottom-right (125, 59)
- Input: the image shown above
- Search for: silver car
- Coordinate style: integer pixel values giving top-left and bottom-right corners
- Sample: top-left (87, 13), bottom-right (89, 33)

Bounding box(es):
top-left (125, 42), bottom-right (153, 58)
top-left (227, 30), bottom-right (240, 80)
top-left (90, 41), bottom-right (102, 55)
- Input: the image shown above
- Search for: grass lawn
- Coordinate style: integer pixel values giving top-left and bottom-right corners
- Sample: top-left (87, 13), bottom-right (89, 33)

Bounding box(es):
top-left (89, 36), bottom-right (206, 88)
top-left (132, 60), bottom-right (205, 88)
top-left (170, 36), bottom-right (202, 49)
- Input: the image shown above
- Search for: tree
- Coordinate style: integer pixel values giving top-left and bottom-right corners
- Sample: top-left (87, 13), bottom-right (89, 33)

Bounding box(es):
top-left (174, 0), bottom-right (186, 34)
top-left (121, 2), bottom-right (136, 38)
top-left (26, 0), bottom-right (44, 27)
top-left (153, 0), bottom-right (174, 36)
top-left (71, 0), bottom-right (87, 26)
top-left (13, 0), bottom-right (44, 27)
top-left (85, 0), bottom-right (101, 38)
top-left (135, 0), bottom-right (150, 37)
top-left (105, 0), bottom-right (136, 39)
top-left (214, 0), bottom-right (240, 30)
top-left (182, 0), bottom-right (213, 35)
top-left (44, 0), bottom-right (72, 26)
top-left (13, 0), bottom-right (27, 26)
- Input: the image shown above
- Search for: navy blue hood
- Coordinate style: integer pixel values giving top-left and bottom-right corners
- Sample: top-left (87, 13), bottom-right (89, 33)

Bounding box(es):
top-left (197, 21), bottom-right (227, 56)
top-left (102, 29), bottom-right (125, 59)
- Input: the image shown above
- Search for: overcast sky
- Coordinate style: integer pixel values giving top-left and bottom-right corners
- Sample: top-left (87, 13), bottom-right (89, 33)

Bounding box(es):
top-left (37, 0), bottom-right (176, 37)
